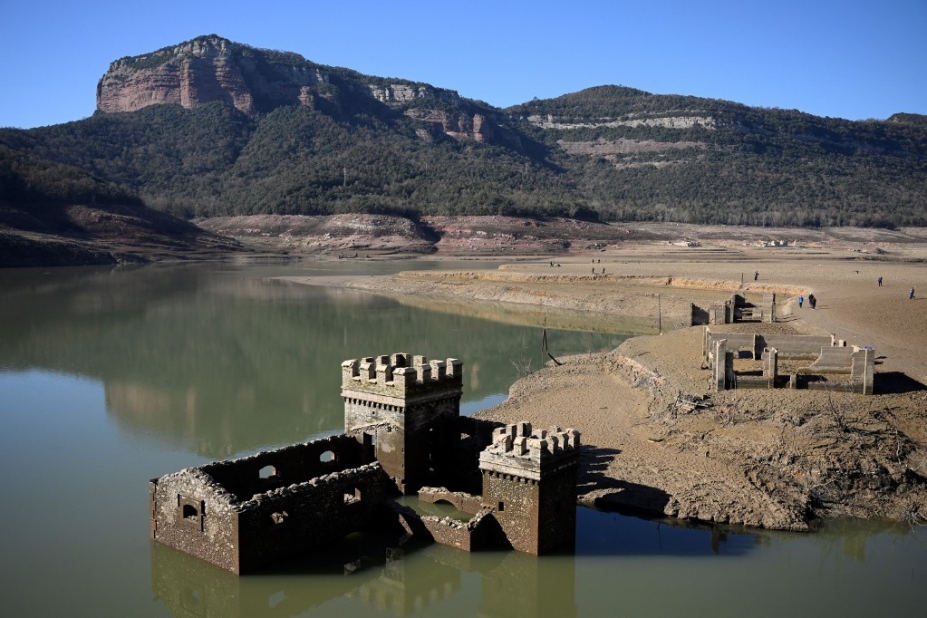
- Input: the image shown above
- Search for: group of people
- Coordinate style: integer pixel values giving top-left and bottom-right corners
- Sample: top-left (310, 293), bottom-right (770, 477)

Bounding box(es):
top-left (796, 276), bottom-right (918, 311)
top-left (797, 294), bottom-right (816, 309)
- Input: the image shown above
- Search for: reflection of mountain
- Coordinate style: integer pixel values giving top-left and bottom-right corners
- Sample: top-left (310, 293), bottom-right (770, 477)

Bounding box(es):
top-left (0, 264), bottom-right (625, 458)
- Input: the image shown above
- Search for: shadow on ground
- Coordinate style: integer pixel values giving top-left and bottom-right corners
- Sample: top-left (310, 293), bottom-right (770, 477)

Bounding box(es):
top-left (876, 371), bottom-right (927, 394)
top-left (578, 445), bottom-right (671, 516)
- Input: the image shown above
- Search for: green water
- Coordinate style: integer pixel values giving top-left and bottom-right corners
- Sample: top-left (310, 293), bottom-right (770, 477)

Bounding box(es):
top-left (0, 263), bottom-right (925, 617)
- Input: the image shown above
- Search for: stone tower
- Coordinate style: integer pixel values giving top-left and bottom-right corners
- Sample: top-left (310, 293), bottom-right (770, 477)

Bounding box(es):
top-left (478, 422), bottom-right (581, 555)
top-left (341, 353), bottom-right (463, 494)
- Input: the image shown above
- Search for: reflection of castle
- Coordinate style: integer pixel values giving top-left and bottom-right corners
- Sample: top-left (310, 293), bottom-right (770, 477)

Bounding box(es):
top-left (150, 353), bottom-right (580, 574)
top-left (151, 537), bottom-right (577, 617)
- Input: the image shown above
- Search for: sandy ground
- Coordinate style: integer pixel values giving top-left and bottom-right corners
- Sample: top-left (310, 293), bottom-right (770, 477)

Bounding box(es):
top-left (282, 240), bottom-right (927, 530)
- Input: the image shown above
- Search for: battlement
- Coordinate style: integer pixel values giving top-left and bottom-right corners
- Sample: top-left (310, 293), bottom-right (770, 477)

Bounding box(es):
top-left (478, 422), bottom-right (581, 481)
top-left (341, 353), bottom-right (463, 398)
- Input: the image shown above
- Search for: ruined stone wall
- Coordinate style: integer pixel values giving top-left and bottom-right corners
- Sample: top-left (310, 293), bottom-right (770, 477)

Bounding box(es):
top-left (417, 487), bottom-right (484, 515)
top-left (235, 463), bottom-right (392, 573)
top-left (417, 508), bottom-right (500, 552)
top-left (151, 436), bottom-right (389, 574)
top-left (150, 467), bottom-right (242, 573)
top-left (481, 471), bottom-right (541, 554)
top-left (761, 334), bottom-right (838, 359)
top-left (703, 326), bottom-right (839, 366)
top-left (201, 435), bottom-right (367, 501)
top-left (536, 469), bottom-right (579, 552)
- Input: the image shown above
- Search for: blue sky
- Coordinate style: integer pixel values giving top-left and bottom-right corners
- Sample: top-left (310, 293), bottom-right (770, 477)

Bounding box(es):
top-left (1, 0), bottom-right (925, 129)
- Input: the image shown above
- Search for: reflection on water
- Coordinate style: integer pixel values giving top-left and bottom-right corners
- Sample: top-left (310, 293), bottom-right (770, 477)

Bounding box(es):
top-left (150, 504), bottom-right (927, 618)
top-left (151, 490), bottom-right (567, 616)
top-left (0, 263), bottom-right (625, 458)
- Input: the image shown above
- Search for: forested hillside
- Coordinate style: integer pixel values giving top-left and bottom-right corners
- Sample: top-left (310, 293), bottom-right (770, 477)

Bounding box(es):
top-left (1, 36), bottom-right (925, 228)
top-left (0, 141), bottom-right (237, 267)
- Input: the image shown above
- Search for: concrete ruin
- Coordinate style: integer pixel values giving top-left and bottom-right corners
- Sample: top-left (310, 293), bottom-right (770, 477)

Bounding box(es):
top-left (702, 327), bottom-right (875, 394)
top-left (708, 292), bottom-right (777, 324)
top-left (150, 353), bottom-right (581, 574)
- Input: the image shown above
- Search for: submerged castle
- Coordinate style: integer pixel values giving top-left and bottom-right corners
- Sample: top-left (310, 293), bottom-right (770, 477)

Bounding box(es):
top-left (150, 353), bottom-right (580, 574)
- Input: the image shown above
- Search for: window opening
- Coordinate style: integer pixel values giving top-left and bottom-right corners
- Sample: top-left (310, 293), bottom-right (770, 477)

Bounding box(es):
top-left (270, 511), bottom-right (288, 525)
top-left (344, 487), bottom-right (362, 504)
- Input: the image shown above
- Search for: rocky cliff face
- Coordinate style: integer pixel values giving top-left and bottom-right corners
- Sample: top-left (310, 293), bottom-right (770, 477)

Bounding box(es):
top-left (405, 109), bottom-right (495, 142)
top-left (96, 36), bottom-right (329, 115)
top-left (96, 35), bottom-right (512, 147)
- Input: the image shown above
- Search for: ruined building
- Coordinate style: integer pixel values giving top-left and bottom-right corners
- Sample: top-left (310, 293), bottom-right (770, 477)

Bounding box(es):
top-left (150, 353), bottom-right (580, 574)
top-left (702, 327), bottom-right (875, 394)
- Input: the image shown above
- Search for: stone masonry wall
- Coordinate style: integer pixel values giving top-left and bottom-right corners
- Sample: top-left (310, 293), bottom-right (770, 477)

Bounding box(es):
top-left (236, 463), bottom-right (392, 573)
top-left (482, 471), bottom-right (541, 554)
top-left (150, 467), bottom-right (242, 573)
top-left (150, 435), bottom-right (387, 574)
top-left (478, 422), bottom-right (581, 554)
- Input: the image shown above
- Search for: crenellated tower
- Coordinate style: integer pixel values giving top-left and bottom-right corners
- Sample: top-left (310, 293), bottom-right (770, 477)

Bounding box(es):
top-left (342, 353), bottom-right (463, 494)
top-left (478, 422), bottom-right (581, 555)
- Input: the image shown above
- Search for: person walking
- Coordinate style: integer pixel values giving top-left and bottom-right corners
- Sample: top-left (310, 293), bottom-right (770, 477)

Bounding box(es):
top-left (878, 276), bottom-right (883, 287)
top-left (798, 295), bottom-right (804, 309)
top-left (754, 271), bottom-right (759, 281)
top-left (808, 294), bottom-right (817, 309)
top-left (911, 287), bottom-right (916, 300)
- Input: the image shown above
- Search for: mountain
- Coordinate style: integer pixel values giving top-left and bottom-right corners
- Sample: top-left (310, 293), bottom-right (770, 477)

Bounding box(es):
top-left (2, 34), bottom-right (926, 229)
top-left (0, 143), bottom-right (238, 266)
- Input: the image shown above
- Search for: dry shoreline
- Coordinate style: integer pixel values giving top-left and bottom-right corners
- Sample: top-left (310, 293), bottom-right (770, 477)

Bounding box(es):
top-left (281, 240), bottom-right (927, 530)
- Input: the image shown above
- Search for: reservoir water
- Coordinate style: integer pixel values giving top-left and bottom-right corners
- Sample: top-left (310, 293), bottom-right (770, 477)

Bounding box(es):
top-left (0, 262), bottom-right (925, 617)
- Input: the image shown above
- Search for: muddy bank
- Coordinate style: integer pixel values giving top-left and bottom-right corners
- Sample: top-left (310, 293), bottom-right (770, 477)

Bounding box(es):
top-left (477, 327), bottom-right (927, 531)
top-left (283, 243), bottom-right (927, 530)
top-left (278, 269), bottom-right (766, 335)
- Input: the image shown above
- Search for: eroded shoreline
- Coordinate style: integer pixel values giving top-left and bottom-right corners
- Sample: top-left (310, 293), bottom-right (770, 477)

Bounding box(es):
top-left (281, 244), bottom-right (927, 530)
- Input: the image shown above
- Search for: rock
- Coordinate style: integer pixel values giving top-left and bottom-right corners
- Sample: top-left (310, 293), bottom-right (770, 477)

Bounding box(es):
top-left (97, 35), bottom-right (329, 115)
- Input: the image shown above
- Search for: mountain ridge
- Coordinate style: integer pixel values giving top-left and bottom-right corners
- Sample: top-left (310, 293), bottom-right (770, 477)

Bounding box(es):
top-left (1, 34), bottom-right (925, 230)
